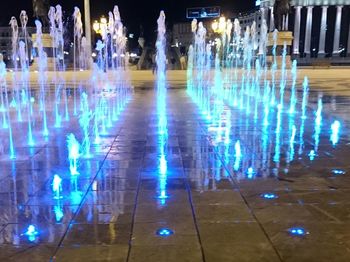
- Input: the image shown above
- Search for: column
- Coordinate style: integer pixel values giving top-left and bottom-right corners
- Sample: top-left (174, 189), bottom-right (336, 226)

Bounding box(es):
top-left (304, 6), bottom-right (313, 56)
top-left (84, 0), bottom-right (92, 66)
top-left (293, 6), bottom-right (302, 55)
top-left (318, 6), bottom-right (328, 57)
top-left (332, 5), bottom-right (343, 56)
top-left (269, 6), bottom-right (274, 32)
top-left (347, 20), bottom-right (350, 57)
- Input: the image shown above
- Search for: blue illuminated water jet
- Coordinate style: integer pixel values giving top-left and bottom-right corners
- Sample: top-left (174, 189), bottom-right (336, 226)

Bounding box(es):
top-left (156, 10), bottom-right (169, 206)
top-left (67, 133), bottom-right (81, 175)
top-left (330, 120), bottom-right (340, 146)
top-left (52, 174), bottom-right (63, 199)
top-left (247, 167), bottom-right (255, 179)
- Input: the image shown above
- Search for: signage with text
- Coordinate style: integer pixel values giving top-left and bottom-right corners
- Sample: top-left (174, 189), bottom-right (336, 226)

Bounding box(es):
top-left (186, 6), bottom-right (221, 19)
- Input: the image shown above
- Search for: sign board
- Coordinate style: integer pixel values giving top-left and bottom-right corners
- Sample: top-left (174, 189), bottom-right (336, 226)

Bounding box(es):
top-left (186, 6), bottom-right (220, 19)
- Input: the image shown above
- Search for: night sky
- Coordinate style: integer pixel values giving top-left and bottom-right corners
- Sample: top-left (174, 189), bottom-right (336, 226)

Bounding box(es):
top-left (3, 0), bottom-right (255, 41)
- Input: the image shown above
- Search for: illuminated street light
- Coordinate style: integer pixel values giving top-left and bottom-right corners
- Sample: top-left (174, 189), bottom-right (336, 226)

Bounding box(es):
top-left (93, 20), bottom-right (100, 33)
top-left (212, 20), bottom-right (219, 32)
top-left (100, 16), bottom-right (107, 25)
top-left (93, 16), bottom-right (108, 34)
top-left (212, 16), bottom-right (228, 34)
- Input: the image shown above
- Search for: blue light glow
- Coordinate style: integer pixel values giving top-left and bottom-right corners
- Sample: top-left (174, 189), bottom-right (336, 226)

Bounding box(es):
top-left (261, 193), bottom-right (278, 199)
top-left (159, 155), bottom-right (167, 175)
top-left (289, 125), bottom-right (296, 161)
top-left (54, 204), bottom-right (64, 222)
top-left (308, 150), bottom-right (316, 161)
top-left (330, 120), bottom-right (340, 146)
top-left (288, 227), bottom-right (308, 236)
top-left (247, 167), bottom-right (255, 179)
top-left (52, 174), bottom-right (63, 199)
top-left (158, 190), bottom-right (169, 199)
top-left (156, 14), bottom-right (169, 208)
top-left (156, 228), bottom-right (174, 237)
top-left (23, 225), bottom-right (39, 242)
top-left (235, 140), bottom-right (242, 158)
top-left (67, 133), bottom-right (81, 175)
top-left (332, 169), bottom-right (346, 175)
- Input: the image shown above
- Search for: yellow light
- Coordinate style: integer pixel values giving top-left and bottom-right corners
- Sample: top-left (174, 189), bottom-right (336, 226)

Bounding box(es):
top-left (212, 20), bottom-right (218, 32)
top-left (93, 20), bottom-right (100, 33)
top-left (219, 16), bottom-right (226, 24)
top-left (219, 17), bottom-right (226, 32)
top-left (100, 16), bottom-right (107, 25)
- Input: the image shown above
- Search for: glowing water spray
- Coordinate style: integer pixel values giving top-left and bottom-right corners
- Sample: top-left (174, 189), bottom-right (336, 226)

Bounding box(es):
top-left (301, 77), bottom-right (309, 119)
top-left (330, 120), bottom-right (340, 146)
top-left (67, 133), bottom-right (81, 175)
top-left (52, 174), bottom-right (63, 199)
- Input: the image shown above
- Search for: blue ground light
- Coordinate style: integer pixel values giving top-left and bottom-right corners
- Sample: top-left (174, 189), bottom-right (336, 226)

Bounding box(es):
top-left (23, 225), bottom-right (39, 242)
top-left (156, 228), bottom-right (174, 237)
top-left (288, 227), bottom-right (308, 236)
top-left (261, 193), bottom-right (278, 199)
top-left (246, 167), bottom-right (255, 179)
top-left (332, 169), bottom-right (346, 175)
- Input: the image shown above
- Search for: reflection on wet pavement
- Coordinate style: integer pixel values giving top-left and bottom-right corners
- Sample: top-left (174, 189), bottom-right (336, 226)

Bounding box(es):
top-left (0, 88), bottom-right (350, 261)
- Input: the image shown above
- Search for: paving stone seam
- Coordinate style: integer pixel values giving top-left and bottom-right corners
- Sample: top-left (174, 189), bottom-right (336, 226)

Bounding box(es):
top-left (50, 110), bottom-right (128, 261)
top-left (195, 98), bottom-right (284, 262)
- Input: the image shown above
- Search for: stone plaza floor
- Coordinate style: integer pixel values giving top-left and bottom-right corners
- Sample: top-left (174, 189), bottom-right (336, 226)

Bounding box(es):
top-left (1, 69), bottom-right (350, 261)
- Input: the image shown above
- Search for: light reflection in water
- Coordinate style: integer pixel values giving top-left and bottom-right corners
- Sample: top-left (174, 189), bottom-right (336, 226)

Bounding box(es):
top-left (289, 125), bottom-right (296, 162)
top-left (52, 174), bottom-right (62, 199)
top-left (234, 140), bottom-right (242, 171)
top-left (314, 94), bottom-right (323, 153)
top-left (273, 104), bottom-right (282, 165)
top-left (54, 201), bottom-right (64, 222)
top-left (330, 120), bottom-right (340, 146)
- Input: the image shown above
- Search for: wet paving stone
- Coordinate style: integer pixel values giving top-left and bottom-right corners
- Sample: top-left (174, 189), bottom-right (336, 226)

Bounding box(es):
top-left (0, 86), bottom-right (350, 261)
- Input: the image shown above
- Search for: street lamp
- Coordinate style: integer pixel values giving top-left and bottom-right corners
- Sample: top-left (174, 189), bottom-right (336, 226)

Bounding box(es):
top-left (212, 16), bottom-right (228, 34)
top-left (100, 16), bottom-right (107, 25)
top-left (84, 0), bottom-right (92, 66)
top-left (93, 16), bottom-right (108, 34)
top-left (93, 20), bottom-right (100, 34)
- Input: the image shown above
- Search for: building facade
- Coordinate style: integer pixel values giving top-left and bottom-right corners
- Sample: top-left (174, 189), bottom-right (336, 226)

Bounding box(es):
top-left (0, 27), bottom-right (35, 66)
top-left (260, 0), bottom-right (350, 58)
top-left (172, 20), bottom-right (214, 54)
top-left (237, 9), bottom-right (263, 36)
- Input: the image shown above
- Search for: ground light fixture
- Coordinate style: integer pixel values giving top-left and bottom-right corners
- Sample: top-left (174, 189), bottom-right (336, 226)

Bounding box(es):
top-left (261, 193), bottom-right (278, 199)
top-left (156, 228), bottom-right (174, 237)
top-left (332, 169), bottom-right (346, 175)
top-left (288, 227), bottom-right (308, 236)
top-left (23, 225), bottom-right (39, 242)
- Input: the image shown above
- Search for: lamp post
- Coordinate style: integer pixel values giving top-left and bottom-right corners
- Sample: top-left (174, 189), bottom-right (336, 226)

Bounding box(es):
top-left (84, 0), bottom-right (92, 67)
top-left (92, 17), bottom-right (108, 69)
